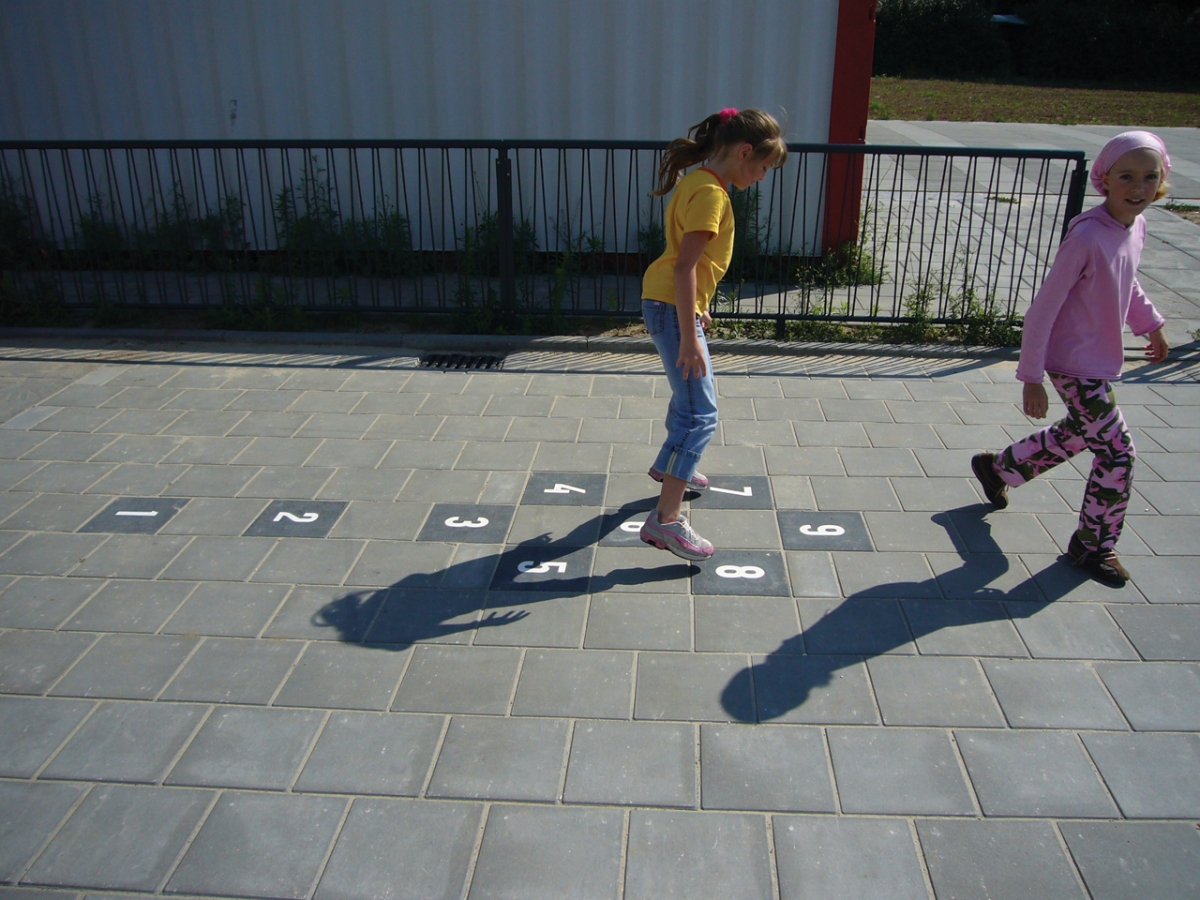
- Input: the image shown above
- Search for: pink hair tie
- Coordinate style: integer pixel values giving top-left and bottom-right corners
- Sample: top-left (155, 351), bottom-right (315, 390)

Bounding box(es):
top-left (718, 107), bottom-right (738, 125)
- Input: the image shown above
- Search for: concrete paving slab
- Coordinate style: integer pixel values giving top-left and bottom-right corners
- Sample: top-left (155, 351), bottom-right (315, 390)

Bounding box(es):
top-left (426, 716), bottom-right (568, 802)
top-left (0, 697), bottom-right (93, 778)
top-left (1081, 732), bottom-right (1200, 818)
top-left (774, 817), bottom-right (929, 900)
top-left (1060, 822), bottom-right (1200, 900)
top-left (829, 728), bottom-right (975, 816)
top-left (1094, 662), bottom-right (1200, 731)
top-left (158, 637), bottom-right (301, 705)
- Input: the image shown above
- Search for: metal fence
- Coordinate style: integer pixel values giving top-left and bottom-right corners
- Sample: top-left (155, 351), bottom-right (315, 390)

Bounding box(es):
top-left (1, 140), bottom-right (1087, 325)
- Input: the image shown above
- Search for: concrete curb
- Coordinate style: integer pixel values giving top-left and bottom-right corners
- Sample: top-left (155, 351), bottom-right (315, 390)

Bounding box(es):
top-left (2, 326), bottom-right (1196, 362)
top-left (0, 326), bottom-right (1024, 361)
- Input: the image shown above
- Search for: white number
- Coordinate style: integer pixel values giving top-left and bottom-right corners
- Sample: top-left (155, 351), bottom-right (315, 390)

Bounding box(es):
top-left (544, 483), bottom-right (586, 494)
top-left (620, 521), bottom-right (645, 533)
top-left (445, 516), bottom-right (489, 528)
top-left (274, 512), bottom-right (319, 523)
top-left (716, 565), bottom-right (765, 579)
top-left (115, 510), bottom-right (157, 517)
top-left (710, 485), bottom-right (753, 497)
top-left (518, 560), bottom-right (569, 574)
top-left (799, 524), bottom-right (845, 536)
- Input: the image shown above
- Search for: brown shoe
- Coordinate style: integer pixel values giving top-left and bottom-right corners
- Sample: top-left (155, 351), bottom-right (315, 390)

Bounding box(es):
top-left (1067, 532), bottom-right (1130, 587)
top-left (971, 452), bottom-right (1009, 509)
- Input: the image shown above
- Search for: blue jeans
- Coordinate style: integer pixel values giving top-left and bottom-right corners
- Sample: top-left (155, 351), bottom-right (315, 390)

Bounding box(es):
top-left (642, 299), bottom-right (718, 482)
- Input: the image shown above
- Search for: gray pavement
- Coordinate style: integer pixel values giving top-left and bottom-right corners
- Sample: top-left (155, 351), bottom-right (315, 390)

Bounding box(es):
top-left (0, 336), bottom-right (1198, 900)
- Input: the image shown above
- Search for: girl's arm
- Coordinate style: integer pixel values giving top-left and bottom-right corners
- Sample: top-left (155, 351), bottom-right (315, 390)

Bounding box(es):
top-left (674, 230), bottom-right (713, 380)
top-left (1015, 235), bottom-right (1089, 384)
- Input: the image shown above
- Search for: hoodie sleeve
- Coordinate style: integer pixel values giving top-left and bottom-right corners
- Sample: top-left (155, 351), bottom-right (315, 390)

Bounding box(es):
top-left (1015, 231), bottom-right (1090, 383)
top-left (1126, 276), bottom-right (1165, 337)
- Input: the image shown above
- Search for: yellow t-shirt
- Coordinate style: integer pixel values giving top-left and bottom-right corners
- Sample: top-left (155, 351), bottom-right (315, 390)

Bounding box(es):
top-left (642, 167), bottom-right (734, 315)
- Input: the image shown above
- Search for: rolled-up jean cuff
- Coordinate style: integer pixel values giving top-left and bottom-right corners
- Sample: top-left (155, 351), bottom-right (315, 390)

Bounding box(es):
top-left (654, 446), bottom-right (702, 483)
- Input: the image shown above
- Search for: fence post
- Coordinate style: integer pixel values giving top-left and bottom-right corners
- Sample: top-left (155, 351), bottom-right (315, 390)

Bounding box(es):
top-left (495, 147), bottom-right (517, 317)
top-left (1062, 158), bottom-right (1088, 240)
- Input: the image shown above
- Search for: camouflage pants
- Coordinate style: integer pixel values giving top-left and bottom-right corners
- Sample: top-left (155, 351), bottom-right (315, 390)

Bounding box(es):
top-left (994, 373), bottom-right (1134, 553)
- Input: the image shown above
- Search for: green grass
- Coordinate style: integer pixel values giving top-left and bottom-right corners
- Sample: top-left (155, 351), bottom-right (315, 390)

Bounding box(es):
top-left (870, 77), bottom-right (1200, 127)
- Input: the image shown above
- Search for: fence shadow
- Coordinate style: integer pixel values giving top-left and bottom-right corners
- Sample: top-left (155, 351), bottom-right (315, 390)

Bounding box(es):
top-left (719, 502), bottom-right (1107, 723)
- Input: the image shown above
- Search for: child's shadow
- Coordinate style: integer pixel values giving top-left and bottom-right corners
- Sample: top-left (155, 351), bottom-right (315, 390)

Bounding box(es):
top-left (312, 500), bottom-right (694, 646)
top-left (720, 503), bottom-right (1099, 723)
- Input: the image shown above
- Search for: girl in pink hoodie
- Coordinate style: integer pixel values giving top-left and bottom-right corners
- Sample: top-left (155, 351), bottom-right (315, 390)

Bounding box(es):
top-left (971, 131), bottom-right (1171, 587)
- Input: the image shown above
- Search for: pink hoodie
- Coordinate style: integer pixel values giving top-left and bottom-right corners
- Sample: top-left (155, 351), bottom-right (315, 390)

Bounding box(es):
top-left (1016, 203), bottom-right (1164, 384)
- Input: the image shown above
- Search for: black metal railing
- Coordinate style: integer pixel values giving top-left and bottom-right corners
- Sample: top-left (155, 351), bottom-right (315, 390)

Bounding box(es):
top-left (1, 140), bottom-right (1087, 326)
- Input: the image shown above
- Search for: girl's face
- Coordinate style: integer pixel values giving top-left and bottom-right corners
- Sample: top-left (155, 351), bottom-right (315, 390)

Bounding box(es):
top-left (1102, 148), bottom-right (1163, 226)
top-left (729, 144), bottom-right (777, 190)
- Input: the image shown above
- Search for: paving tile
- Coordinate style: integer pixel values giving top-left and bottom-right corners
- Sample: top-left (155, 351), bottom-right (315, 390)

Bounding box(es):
top-left (955, 729), bottom-right (1119, 817)
top-left (751, 655), bottom-right (879, 725)
top-left (980, 659), bottom-right (1127, 729)
top-left (465, 806), bottom-right (623, 900)
top-left (166, 706), bottom-right (324, 790)
top-left (1023, 554), bottom-right (1147, 602)
top-left (315, 798), bottom-right (481, 900)
top-left (511, 649), bottom-right (634, 718)
top-left (635, 651), bottom-right (753, 723)
top-left (584, 592), bottom-right (691, 650)
top-left (0, 493), bottom-right (109, 532)
top-left (40, 701), bottom-right (206, 784)
top-left (62, 578), bottom-right (196, 633)
top-left (0, 781), bottom-right (86, 883)
top-left (926, 551), bottom-right (1044, 600)
top-left (344, 540), bottom-right (453, 588)
top-left (294, 711), bottom-right (444, 796)
top-left (811, 475), bottom-right (901, 511)
top-left (890, 476), bottom-right (981, 512)
top-left (160, 410), bottom-right (248, 436)
top-left (159, 535), bottom-right (276, 581)
top-left (1060, 822), bottom-right (1200, 900)
top-left (161, 464), bottom-right (260, 497)
top-left (0, 576), bottom-right (103, 629)
top-left (1006, 602), bottom-right (1139, 659)
top-left (864, 511), bottom-right (963, 552)
top-left (165, 791), bottom-right (346, 897)
top-left (427, 716), bottom-right (568, 801)
top-left (251, 537), bottom-right (365, 586)
top-left (0, 630), bottom-right (96, 695)
top-left (21, 433), bottom-right (120, 462)
top-left (399, 469), bottom-right (488, 502)
top-left (23, 783), bottom-right (212, 891)
top-left (67, 535), bottom-right (193, 581)
top-left (562, 719), bottom-right (694, 807)
top-left (834, 550), bottom-right (940, 598)
top-left (1108, 604), bottom-right (1200, 660)
top-left (0, 460), bottom-right (47, 491)
top-left (1095, 662), bottom-right (1200, 730)
top-left (0, 532), bottom-right (108, 576)
top-left (328, 500), bottom-right (427, 540)
top-left (507, 504), bottom-right (601, 547)
top-left (295, 412), bottom-right (379, 439)
top-left (229, 435), bottom-right (322, 466)
top-left (797, 598), bottom-right (914, 655)
top-left (161, 581), bottom-right (290, 637)
top-left (265, 585), bottom-right (385, 642)
top-left (774, 816), bottom-right (929, 900)
top-left (391, 645), bottom-right (520, 715)
top-left (794, 421), bottom-right (870, 447)
top-left (590, 546), bottom-right (692, 595)
top-left (0, 696), bottom-right (93, 777)
top-left (694, 595), bottom-right (800, 653)
top-left (82, 462), bottom-right (191, 496)
top-left (368, 414), bottom-right (443, 441)
top-left (34, 406), bottom-right (120, 433)
top-left (623, 810), bottom-right (772, 900)
top-left (700, 723), bottom-right (833, 812)
top-left (365, 587), bottom-right (484, 645)
top-left (275, 641), bottom-right (409, 710)
top-left (155, 497), bottom-right (268, 535)
top-left (784, 551), bottom-right (842, 597)
top-left (829, 728), bottom-right (974, 815)
top-left (531, 442), bottom-right (612, 473)
top-left (49, 634), bottom-right (197, 700)
top-left (902, 599), bottom-right (1028, 656)
top-left (868, 657), bottom-right (1004, 728)
top-left (159, 637), bottom-right (302, 704)
top-left (916, 819), bottom-right (1086, 900)
top-left (1082, 732), bottom-right (1200, 818)
top-left (238, 465), bottom-right (336, 499)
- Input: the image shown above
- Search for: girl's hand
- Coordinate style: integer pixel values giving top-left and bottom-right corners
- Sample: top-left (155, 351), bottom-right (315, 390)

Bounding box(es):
top-left (1145, 327), bottom-right (1169, 362)
top-left (700, 311), bottom-right (712, 331)
top-left (677, 338), bottom-right (707, 380)
top-left (1023, 382), bottom-right (1049, 419)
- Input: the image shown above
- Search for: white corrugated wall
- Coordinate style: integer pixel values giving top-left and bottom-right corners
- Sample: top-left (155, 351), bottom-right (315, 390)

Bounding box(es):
top-left (1, 0), bottom-right (840, 141)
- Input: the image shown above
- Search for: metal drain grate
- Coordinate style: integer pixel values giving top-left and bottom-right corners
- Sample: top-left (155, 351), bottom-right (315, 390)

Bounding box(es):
top-left (420, 352), bottom-right (506, 371)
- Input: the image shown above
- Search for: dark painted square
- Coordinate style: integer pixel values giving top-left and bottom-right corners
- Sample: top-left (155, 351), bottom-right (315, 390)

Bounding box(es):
top-left (490, 545), bottom-right (595, 593)
top-left (79, 497), bottom-right (189, 535)
top-left (689, 476), bottom-right (773, 509)
top-left (598, 507), bottom-right (653, 547)
top-left (778, 510), bottom-right (873, 551)
top-left (417, 503), bottom-right (514, 543)
top-left (692, 551), bottom-right (790, 596)
top-left (243, 499), bottom-right (347, 538)
top-left (521, 473), bottom-right (607, 506)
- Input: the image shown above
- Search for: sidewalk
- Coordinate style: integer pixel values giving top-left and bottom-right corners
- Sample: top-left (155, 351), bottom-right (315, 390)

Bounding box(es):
top-left (0, 334), bottom-right (1197, 899)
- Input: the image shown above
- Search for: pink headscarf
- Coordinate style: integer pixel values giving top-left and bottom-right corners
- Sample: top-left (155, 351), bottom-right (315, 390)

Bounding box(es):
top-left (1090, 130), bottom-right (1171, 194)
